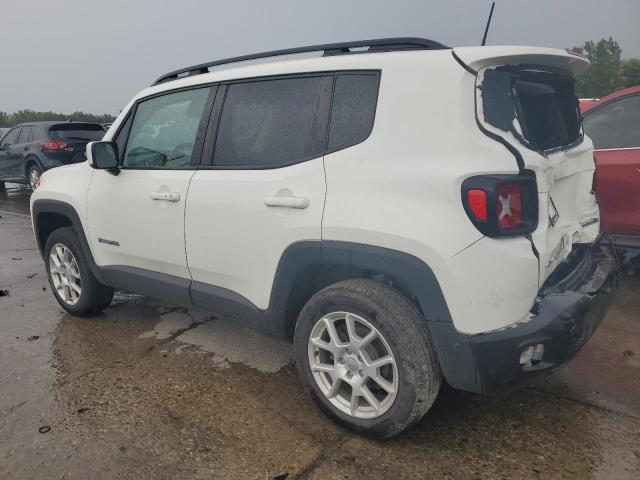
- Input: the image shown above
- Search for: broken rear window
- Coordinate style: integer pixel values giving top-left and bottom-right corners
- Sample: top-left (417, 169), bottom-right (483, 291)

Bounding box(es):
top-left (481, 67), bottom-right (582, 152)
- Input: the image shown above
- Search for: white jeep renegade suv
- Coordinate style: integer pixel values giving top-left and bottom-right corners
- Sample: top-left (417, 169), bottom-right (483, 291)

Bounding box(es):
top-left (31, 38), bottom-right (617, 438)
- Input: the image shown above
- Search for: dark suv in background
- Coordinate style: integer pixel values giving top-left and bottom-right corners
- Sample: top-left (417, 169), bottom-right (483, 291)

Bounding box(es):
top-left (0, 122), bottom-right (105, 191)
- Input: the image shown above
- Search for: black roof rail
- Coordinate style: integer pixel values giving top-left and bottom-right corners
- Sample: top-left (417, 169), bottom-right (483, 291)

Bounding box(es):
top-left (152, 37), bottom-right (449, 86)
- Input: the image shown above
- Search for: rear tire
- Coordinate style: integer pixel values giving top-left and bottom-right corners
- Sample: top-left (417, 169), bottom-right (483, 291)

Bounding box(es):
top-left (45, 227), bottom-right (114, 316)
top-left (294, 279), bottom-right (441, 439)
top-left (28, 164), bottom-right (42, 191)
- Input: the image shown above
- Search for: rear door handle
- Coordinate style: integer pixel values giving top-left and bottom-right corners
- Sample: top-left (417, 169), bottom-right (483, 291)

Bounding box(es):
top-left (150, 191), bottom-right (180, 202)
top-left (264, 196), bottom-right (309, 209)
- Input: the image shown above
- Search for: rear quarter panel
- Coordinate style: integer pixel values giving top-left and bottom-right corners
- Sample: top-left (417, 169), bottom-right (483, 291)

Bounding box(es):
top-left (321, 52), bottom-right (541, 334)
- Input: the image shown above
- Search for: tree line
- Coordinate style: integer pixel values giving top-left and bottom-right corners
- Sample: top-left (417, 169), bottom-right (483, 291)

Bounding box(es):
top-left (572, 37), bottom-right (640, 98)
top-left (0, 110), bottom-right (116, 128)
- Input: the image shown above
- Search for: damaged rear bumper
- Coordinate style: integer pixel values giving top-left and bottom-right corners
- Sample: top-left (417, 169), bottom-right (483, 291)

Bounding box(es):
top-left (429, 243), bottom-right (618, 394)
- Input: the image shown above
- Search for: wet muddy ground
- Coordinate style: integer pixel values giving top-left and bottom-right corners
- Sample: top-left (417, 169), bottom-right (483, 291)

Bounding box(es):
top-left (1, 183), bottom-right (639, 479)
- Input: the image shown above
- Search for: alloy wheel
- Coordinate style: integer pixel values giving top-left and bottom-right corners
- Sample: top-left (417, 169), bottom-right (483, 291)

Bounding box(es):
top-left (307, 311), bottom-right (398, 419)
top-left (49, 243), bottom-right (82, 305)
top-left (29, 167), bottom-right (40, 190)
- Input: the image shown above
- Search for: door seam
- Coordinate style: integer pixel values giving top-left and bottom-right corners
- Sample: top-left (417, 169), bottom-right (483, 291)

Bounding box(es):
top-left (183, 170), bottom-right (198, 283)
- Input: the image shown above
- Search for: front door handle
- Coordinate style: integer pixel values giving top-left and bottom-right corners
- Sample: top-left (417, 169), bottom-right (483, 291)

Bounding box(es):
top-left (264, 195), bottom-right (309, 209)
top-left (150, 191), bottom-right (180, 202)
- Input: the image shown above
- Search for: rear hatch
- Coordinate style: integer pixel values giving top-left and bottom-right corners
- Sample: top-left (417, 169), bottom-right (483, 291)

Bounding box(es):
top-left (455, 47), bottom-right (601, 285)
top-left (46, 123), bottom-right (106, 163)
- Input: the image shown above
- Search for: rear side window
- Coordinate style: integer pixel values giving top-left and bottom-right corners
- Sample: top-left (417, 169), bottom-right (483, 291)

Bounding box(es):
top-left (17, 126), bottom-right (32, 144)
top-left (213, 76), bottom-right (333, 168)
top-left (49, 124), bottom-right (105, 142)
top-left (582, 94), bottom-right (640, 149)
top-left (482, 68), bottom-right (581, 152)
top-left (31, 126), bottom-right (47, 141)
top-left (328, 73), bottom-right (380, 153)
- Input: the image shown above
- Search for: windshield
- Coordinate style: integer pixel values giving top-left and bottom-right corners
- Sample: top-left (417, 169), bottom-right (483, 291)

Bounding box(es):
top-left (48, 124), bottom-right (105, 141)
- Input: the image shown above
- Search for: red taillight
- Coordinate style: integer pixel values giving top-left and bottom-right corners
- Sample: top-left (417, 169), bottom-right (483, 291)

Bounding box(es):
top-left (466, 189), bottom-right (488, 222)
top-left (462, 174), bottom-right (538, 238)
top-left (41, 141), bottom-right (68, 151)
top-left (496, 183), bottom-right (523, 229)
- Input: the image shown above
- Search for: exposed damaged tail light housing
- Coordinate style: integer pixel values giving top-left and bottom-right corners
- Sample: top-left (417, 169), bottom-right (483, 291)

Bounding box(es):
top-left (462, 173), bottom-right (538, 237)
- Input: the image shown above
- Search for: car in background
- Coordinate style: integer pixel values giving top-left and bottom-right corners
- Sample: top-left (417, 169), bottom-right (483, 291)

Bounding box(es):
top-left (0, 121), bottom-right (105, 191)
top-left (582, 86), bottom-right (640, 248)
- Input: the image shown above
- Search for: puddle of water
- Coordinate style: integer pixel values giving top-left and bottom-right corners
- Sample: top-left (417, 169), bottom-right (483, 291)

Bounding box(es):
top-left (138, 311), bottom-right (193, 340)
top-left (174, 318), bottom-right (293, 373)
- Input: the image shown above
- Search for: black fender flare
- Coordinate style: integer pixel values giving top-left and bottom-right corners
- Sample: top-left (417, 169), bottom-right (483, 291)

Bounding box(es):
top-left (268, 240), bottom-right (459, 385)
top-left (31, 199), bottom-right (105, 284)
top-left (320, 241), bottom-right (453, 323)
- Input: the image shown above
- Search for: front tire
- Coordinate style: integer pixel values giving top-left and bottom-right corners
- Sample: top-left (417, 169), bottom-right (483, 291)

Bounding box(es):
top-left (294, 279), bottom-right (441, 439)
top-left (45, 227), bottom-right (114, 315)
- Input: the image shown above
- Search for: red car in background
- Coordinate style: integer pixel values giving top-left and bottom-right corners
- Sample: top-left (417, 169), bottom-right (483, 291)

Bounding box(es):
top-left (581, 86), bottom-right (640, 248)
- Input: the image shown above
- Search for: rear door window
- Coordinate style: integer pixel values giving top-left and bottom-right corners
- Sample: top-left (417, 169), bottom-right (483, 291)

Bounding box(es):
top-left (582, 94), bottom-right (640, 150)
top-left (48, 124), bottom-right (105, 142)
top-left (328, 73), bottom-right (380, 153)
top-left (213, 76), bottom-right (333, 168)
top-left (17, 126), bottom-right (32, 144)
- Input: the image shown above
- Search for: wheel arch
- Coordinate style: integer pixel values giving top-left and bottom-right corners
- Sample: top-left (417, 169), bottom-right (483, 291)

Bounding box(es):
top-left (273, 241), bottom-right (453, 340)
top-left (25, 155), bottom-right (43, 177)
top-left (32, 199), bottom-right (105, 283)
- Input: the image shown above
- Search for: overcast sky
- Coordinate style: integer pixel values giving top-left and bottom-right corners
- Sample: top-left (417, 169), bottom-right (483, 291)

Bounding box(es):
top-left (1, 0), bottom-right (638, 115)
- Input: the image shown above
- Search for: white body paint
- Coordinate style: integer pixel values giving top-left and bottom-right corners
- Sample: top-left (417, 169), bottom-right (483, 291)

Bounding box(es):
top-left (31, 45), bottom-right (598, 335)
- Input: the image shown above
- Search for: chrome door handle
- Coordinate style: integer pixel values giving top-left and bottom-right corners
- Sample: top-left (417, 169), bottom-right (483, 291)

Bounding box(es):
top-left (150, 191), bottom-right (180, 202)
top-left (264, 196), bottom-right (309, 209)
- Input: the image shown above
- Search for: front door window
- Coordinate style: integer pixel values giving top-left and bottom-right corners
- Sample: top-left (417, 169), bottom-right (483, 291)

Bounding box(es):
top-left (123, 88), bottom-right (211, 168)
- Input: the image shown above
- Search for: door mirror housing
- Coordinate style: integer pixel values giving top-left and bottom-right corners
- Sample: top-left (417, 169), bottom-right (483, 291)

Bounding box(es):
top-left (89, 141), bottom-right (120, 174)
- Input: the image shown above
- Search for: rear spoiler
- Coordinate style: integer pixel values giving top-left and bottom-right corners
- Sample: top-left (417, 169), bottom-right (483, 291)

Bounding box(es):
top-left (452, 46), bottom-right (590, 76)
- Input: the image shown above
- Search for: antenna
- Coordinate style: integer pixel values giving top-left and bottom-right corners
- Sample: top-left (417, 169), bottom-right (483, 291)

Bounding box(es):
top-left (481, 2), bottom-right (496, 46)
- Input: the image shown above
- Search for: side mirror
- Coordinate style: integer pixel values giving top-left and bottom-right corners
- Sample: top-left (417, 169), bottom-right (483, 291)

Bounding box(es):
top-left (88, 141), bottom-right (119, 174)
